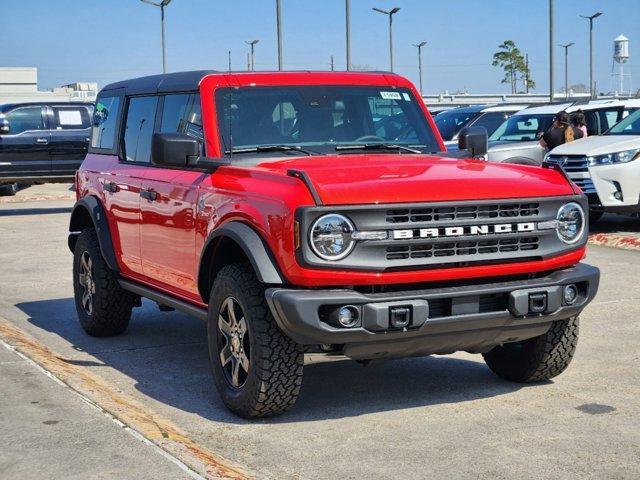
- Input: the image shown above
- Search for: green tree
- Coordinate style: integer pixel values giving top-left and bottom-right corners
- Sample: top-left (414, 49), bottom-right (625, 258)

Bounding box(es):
top-left (492, 40), bottom-right (532, 94)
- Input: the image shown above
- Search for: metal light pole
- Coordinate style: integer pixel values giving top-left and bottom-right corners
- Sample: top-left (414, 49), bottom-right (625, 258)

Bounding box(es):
top-left (276, 0), bottom-right (283, 70)
top-left (245, 40), bottom-right (259, 71)
top-left (228, 50), bottom-right (231, 72)
top-left (373, 7), bottom-right (400, 72)
top-left (140, 0), bottom-right (173, 74)
top-left (549, 0), bottom-right (555, 102)
top-left (413, 41), bottom-right (427, 95)
top-left (559, 43), bottom-right (575, 100)
top-left (345, 0), bottom-right (351, 70)
top-left (580, 12), bottom-right (603, 99)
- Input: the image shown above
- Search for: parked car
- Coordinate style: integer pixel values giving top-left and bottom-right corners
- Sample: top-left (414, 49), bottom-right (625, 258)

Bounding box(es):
top-left (546, 107), bottom-right (640, 221)
top-left (0, 102), bottom-right (93, 195)
top-left (486, 101), bottom-right (626, 165)
top-left (435, 104), bottom-right (527, 145)
top-left (68, 70), bottom-right (599, 418)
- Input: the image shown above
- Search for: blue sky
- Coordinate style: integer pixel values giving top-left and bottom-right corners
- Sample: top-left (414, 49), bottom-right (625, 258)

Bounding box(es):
top-left (2, 0), bottom-right (638, 94)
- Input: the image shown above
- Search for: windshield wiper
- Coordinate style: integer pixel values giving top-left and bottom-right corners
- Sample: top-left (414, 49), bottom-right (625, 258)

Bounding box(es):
top-left (225, 145), bottom-right (314, 156)
top-left (335, 143), bottom-right (422, 154)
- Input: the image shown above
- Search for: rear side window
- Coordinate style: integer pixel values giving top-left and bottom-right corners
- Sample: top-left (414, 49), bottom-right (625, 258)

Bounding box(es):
top-left (53, 106), bottom-right (91, 130)
top-left (92, 97), bottom-right (121, 149)
top-left (472, 112), bottom-right (510, 137)
top-left (5, 106), bottom-right (45, 134)
top-left (123, 96), bottom-right (158, 163)
top-left (160, 93), bottom-right (202, 140)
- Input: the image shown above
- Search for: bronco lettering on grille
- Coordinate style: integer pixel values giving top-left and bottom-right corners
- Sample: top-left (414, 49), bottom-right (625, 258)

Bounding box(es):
top-left (391, 222), bottom-right (535, 240)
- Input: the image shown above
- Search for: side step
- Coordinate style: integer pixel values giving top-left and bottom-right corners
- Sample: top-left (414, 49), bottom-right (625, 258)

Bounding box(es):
top-left (118, 279), bottom-right (208, 321)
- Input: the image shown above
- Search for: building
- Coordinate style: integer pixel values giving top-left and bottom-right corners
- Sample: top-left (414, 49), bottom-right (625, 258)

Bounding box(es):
top-left (0, 67), bottom-right (97, 104)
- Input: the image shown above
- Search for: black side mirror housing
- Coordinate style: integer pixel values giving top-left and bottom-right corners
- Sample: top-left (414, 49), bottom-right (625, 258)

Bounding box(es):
top-left (151, 132), bottom-right (200, 168)
top-left (458, 126), bottom-right (488, 158)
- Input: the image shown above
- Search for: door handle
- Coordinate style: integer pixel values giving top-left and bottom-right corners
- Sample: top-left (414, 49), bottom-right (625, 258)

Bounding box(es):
top-left (140, 189), bottom-right (158, 201)
top-left (103, 182), bottom-right (119, 193)
top-left (35, 138), bottom-right (49, 144)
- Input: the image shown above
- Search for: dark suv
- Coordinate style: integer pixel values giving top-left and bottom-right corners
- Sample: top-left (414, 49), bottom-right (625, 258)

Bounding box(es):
top-left (0, 102), bottom-right (93, 195)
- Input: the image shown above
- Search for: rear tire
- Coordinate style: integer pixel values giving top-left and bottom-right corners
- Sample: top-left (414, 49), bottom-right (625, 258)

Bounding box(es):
top-left (0, 183), bottom-right (18, 196)
top-left (482, 317), bottom-right (579, 382)
top-left (72, 228), bottom-right (136, 336)
top-left (207, 263), bottom-right (304, 418)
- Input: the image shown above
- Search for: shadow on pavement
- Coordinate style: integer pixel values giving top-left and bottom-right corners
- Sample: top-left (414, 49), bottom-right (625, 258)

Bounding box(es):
top-left (0, 207), bottom-right (72, 217)
top-left (17, 297), bottom-right (525, 425)
top-left (590, 213), bottom-right (639, 235)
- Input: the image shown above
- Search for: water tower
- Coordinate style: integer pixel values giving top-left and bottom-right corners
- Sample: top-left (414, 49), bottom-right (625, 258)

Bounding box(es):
top-left (612, 35), bottom-right (631, 95)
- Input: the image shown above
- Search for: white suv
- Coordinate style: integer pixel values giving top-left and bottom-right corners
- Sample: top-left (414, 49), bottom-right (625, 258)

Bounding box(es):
top-left (546, 108), bottom-right (640, 221)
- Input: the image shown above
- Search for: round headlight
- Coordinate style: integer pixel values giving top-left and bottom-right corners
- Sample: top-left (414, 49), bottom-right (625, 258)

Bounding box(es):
top-left (309, 214), bottom-right (355, 260)
top-left (556, 202), bottom-right (585, 244)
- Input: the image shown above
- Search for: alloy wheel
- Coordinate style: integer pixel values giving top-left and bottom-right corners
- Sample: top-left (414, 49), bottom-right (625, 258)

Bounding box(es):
top-left (217, 297), bottom-right (250, 388)
top-left (78, 251), bottom-right (95, 315)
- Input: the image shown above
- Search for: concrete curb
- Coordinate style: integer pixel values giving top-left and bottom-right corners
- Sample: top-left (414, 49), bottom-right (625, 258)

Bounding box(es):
top-left (0, 194), bottom-right (75, 204)
top-left (588, 233), bottom-right (640, 252)
top-left (0, 316), bottom-right (262, 480)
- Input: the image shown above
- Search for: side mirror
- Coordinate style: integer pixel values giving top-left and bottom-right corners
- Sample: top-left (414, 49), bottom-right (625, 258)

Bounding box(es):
top-left (0, 119), bottom-right (9, 135)
top-left (458, 126), bottom-right (488, 157)
top-left (151, 132), bottom-right (200, 168)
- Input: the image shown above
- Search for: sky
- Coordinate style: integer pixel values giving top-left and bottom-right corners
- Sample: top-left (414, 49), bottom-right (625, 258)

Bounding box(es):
top-left (2, 0), bottom-right (638, 95)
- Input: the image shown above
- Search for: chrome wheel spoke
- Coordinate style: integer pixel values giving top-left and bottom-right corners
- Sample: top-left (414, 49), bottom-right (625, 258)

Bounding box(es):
top-left (218, 314), bottom-right (233, 338)
top-left (78, 273), bottom-right (87, 287)
top-left (219, 344), bottom-right (232, 367)
top-left (227, 299), bottom-right (238, 325)
top-left (238, 350), bottom-right (250, 374)
top-left (231, 357), bottom-right (241, 387)
top-left (237, 317), bottom-right (247, 336)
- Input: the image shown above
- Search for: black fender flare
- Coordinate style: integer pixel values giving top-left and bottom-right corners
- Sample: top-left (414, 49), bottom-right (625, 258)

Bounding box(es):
top-left (68, 196), bottom-right (120, 272)
top-left (198, 222), bottom-right (284, 301)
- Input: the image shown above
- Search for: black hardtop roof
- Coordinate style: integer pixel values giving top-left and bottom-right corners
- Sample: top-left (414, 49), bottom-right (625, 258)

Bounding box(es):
top-left (101, 70), bottom-right (218, 96)
top-left (100, 69), bottom-right (400, 96)
top-left (0, 101), bottom-right (93, 113)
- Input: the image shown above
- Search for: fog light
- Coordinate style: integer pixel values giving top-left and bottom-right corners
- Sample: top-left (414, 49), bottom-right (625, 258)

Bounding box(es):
top-left (614, 191), bottom-right (623, 200)
top-left (338, 306), bottom-right (359, 328)
top-left (563, 284), bottom-right (578, 305)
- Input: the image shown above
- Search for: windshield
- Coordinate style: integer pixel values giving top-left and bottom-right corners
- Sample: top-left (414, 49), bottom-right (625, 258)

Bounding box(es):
top-left (215, 86), bottom-right (440, 156)
top-left (607, 108), bottom-right (640, 136)
top-left (489, 113), bottom-right (555, 142)
top-left (434, 108), bottom-right (481, 140)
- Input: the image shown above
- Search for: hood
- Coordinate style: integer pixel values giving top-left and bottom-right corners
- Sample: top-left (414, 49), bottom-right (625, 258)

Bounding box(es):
top-left (488, 140), bottom-right (541, 152)
top-left (549, 135), bottom-right (640, 156)
top-left (258, 154), bottom-right (575, 205)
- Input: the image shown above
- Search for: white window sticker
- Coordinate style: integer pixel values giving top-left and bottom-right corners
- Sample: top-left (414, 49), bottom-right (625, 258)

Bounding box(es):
top-left (380, 91), bottom-right (401, 100)
top-left (402, 92), bottom-right (411, 101)
top-left (58, 110), bottom-right (83, 126)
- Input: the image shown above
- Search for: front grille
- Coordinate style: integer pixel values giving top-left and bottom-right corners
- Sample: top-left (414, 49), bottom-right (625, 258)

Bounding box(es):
top-left (299, 196), bottom-right (583, 271)
top-left (573, 178), bottom-right (596, 194)
top-left (546, 155), bottom-right (589, 173)
top-left (386, 203), bottom-right (540, 224)
top-left (386, 237), bottom-right (540, 260)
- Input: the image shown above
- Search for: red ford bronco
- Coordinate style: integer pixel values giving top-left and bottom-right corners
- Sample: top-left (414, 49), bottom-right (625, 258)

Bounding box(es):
top-left (69, 71), bottom-right (599, 418)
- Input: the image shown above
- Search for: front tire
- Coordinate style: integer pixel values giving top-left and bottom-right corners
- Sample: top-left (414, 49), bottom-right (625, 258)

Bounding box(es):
top-left (589, 209), bottom-right (604, 224)
top-left (207, 263), bottom-right (304, 418)
top-left (482, 317), bottom-right (579, 382)
top-left (72, 228), bottom-right (136, 336)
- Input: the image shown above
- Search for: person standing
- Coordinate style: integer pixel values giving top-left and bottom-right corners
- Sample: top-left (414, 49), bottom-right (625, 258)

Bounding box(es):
top-left (571, 110), bottom-right (588, 137)
top-left (540, 111), bottom-right (584, 151)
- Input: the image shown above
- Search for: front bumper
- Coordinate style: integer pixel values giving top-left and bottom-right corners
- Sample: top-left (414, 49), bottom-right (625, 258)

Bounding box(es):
top-left (266, 263), bottom-right (599, 360)
top-left (578, 161), bottom-right (640, 213)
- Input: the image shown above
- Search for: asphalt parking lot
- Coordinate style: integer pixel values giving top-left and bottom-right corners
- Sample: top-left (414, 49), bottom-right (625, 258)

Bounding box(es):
top-left (1, 194), bottom-right (639, 479)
